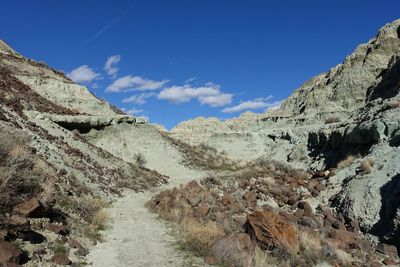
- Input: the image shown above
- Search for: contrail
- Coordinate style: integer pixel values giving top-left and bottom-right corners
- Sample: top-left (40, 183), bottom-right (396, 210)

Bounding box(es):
top-left (81, 2), bottom-right (135, 47)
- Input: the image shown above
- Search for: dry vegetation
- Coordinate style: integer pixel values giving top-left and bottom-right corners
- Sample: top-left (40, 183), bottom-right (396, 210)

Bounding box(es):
top-left (0, 130), bottom-right (43, 213)
top-left (360, 157), bottom-right (374, 174)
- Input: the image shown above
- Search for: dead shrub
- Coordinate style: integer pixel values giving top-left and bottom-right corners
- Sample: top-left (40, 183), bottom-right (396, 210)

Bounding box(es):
top-left (90, 208), bottom-right (110, 231)
top-left (0, 130), bottom-right (42, 212)
top-left (336, 155), bottom-right (356, 169)
top-left (182, 219), bottom-right (225, 256)
top-left (360, 158), bottom-right (374, 174)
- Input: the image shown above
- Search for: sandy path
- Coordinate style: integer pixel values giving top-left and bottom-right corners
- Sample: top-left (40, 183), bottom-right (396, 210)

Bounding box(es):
top-left (87, 126), bottom-right (208, 266)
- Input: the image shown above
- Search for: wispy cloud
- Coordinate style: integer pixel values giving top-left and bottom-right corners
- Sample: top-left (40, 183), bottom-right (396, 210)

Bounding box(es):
top-left (222, 96), bottom-right (281, 113)
top-left (157, 83), bottom-right (232, 107)
top-left (122, 92), bottom-right (156, 105)
top-left (81, 3), bottom-right (135, 47)
top-left (104, 55), bottom-right (121, 78)
top-left (106, 75), bottom-right (169, 92)
top-left (66, 65), bottom-right (101, 84)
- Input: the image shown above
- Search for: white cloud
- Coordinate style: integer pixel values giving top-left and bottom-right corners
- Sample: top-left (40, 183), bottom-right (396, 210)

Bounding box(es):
top-left (198, 93), bottom-right (233, 107)
top-left (122, 92), bottom-right (156, 105)
top-left (121, 107), bottom-right (144, 115)
top-left (222, 96), bottom-right (281, 113)
top-left (107, 75), bottom-right (169, 92)
top-left (66, 65), bottom-right (101, 84)
top-left (157, 83), bottom-right (232, 107)
top-left (104, 55), bottom-right (121, 78)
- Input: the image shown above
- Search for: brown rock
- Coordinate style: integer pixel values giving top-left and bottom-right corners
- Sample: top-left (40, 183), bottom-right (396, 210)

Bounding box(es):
top-left (193, 205), bottom-right (210, 218)
top-left (287, 195), bottom-right (298, 206)
top-left (243, 191), bottom-right (257, 204)
top-left (347, 219), bottom-right (360, 233)
top-left (312, 170), bottom-right (330, 179)
top-left (7, 215), bottom-right (29, 228)
top-left (326, 229), bottom-right (356, 250)
top-left (221, 194), bottom-right (235, 206)
top-left (47, 224), bottom-right (69, 236)
top-left (205, 256), bottom-right (219, 265)
top-left (0, 240), bottom-right (23, 264)
top-left (185, 180), bottom-right (202, 194)
top-left (383, 258), bottom-right (400, 265)
top-left (245, 210), bottom-right (297, 252)
top-left (307, 179), bottom-right (319, 190)
top-left (13, 198), bottom-right (45, 218)
top-left (51, 253), bottom-right (71, 265)
top-left (298, 201), bottom-right (313, 217)
top-left (376, 243), bottom-right (398, 257)
top-left (315, 183), bottom-right (326, 192)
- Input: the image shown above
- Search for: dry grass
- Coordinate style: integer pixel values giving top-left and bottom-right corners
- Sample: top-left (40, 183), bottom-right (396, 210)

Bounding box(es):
top-left (360, 157), bottom-right (374, 174)
top-left (181, 219), bottom-right (225, 256)
top-left (0, 130), bottom-right (43, 213)
top-left (336, 155), bottom-right (357, 169)
top-left (90, 208), bottom-right (110, 231)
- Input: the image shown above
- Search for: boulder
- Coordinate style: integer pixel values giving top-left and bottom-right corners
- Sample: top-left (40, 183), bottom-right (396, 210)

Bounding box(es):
top-left (51, 253), bottom-right (71, 265)
top-left (298, 201), bottom-right (313, 217)
top-left (0, 241), bottom-right (23, 264)
top-left (13, 198), bottom-right (46, 218)
top-left (376, 243), bottom-right (398, 257)
top-left (47, 224), bottom-right (70, 236)
top-left (245, 210), bottom-right (297, 252)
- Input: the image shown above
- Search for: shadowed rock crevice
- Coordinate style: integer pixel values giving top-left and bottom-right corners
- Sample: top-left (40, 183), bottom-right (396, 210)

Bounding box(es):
top-left (371, 174), bottom-right (400, 250)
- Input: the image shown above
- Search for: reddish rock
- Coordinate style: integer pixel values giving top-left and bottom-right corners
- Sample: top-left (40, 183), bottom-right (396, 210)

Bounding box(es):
top-left (193, 205), bottom-right (210, 218)
top-left (185, 180), bottom-right (202, 194)
top-left (13, 198), bottom-right (45, 218)
top-left (307, 179), bottom-right (319, 190)
top-left (287, 195), bottom-right (298, 206)
top-left (383, 258), bottom-right (400, 265)
top-left (8, 215), bottom-right (29, 228)
top-left (47, 224), bottom-right (69, 236)
top-left (315, 183), bottom-right (326, 192)
top-left (0, 240), bottom-right (23, 264)
top-left (311, 189), bottom-right (320, 197)
top-left (376, 243), bottom-right (398, 257)
top-left (312, 170), bottom-right (330, 179)
top-left (243, 191), bottom-right (257, 205)
top-left (298, 201), bottom-right (313, 217)
top-left (245, 210), bottom-right (297, 252)
top-left (51, 253), bottom-right (71, 265)
top-left (347, 219), bottom-right (360, 233)
top-left (326, 229), bottom-right (356, 250)
top-left (221, 194), bottom-right (235, 206)
top-left (205, 256), bottom-right (219, 265)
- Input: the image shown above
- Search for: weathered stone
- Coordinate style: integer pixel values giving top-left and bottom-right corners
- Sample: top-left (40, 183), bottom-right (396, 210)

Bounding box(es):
top-left (51, 253), bottom-right (71, 265)
top-left (0, 241), bottom-right (23, 264)
top-left (245, 210), bottom-right (297, 252)
top-left (298, 201), bottom-right (313, 217)
top-left (376, 243), bottom-right (398, 257)
top-left (221, 194), bottom-right (235, 206)
top-left (383, 258), bottom-right (400, 265)
top-left (193, 205), bottom-right (210, 218)
top-left (47, 224), bottom-right (69, 236)
top-left (13, 198), bottom-right (45, 218)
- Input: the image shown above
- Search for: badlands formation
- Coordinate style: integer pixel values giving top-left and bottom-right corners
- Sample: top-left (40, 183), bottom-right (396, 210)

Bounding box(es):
top-left (0, 19), bottom-right (400, 266)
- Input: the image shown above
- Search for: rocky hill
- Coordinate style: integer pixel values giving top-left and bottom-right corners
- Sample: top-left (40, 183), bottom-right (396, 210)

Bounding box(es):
top-left (1, 19), bottom-right (400, 267)
top-left (164, 18), bottom-right (400, 265)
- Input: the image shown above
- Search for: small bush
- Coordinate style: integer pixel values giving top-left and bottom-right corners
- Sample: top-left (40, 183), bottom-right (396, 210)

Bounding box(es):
top-left (91, 208), bottom-right (110, 231)
top-left (182, 220), bottom-right (225, 256)
top-left (336, 155), bottom-right (356, 169)
top-left (360, 158), bottom-right (374, 174)
top-left (325, 117), bottom-right (341, 124)
top-left (134, 152), bottom-right (147, 167)
top-left (53, 244), bottom-right (68, 254)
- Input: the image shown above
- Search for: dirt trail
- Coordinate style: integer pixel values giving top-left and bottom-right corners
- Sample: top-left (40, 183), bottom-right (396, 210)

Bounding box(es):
top-left (87, 128), bottom-right (208, 266)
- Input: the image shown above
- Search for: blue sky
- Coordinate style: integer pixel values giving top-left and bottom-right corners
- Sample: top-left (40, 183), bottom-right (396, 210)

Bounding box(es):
top-left (1, 1), bottom-right (400, 128)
